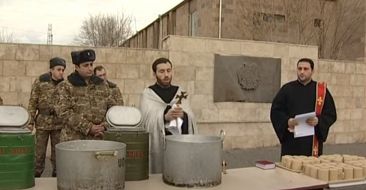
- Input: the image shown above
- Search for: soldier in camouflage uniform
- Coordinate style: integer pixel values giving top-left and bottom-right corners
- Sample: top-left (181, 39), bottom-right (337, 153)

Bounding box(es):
top-left (28, 57), bottom-right (66, 177)
top-left (94, 65), bottom-right (124, 105)
top-left (54, 49), bottom-right (115, 142)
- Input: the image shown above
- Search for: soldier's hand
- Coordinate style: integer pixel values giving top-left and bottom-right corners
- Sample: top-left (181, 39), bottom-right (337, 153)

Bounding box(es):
top-left (93, 125), bottom-right (105, 137)
top-left (89, 125), bottom-right (104, 136)
top-left (27, 124), bottom-right (34, 131)
top-left (95, 131), bottom-right (104, 138)
top-left (95, 125), bottom-right (105, 133)
top-left (306, 117), bottom-right (318, 127)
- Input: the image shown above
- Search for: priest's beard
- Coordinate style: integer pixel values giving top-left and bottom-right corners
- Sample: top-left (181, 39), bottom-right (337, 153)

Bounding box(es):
top-left (297, 76), bottom-right (311, 85)
top-left (156, 76), bottom-right (172, 87)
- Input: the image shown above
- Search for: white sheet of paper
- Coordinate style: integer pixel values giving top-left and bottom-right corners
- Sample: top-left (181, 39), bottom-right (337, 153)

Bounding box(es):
top-left (294, 112), bottom-right (316, 138)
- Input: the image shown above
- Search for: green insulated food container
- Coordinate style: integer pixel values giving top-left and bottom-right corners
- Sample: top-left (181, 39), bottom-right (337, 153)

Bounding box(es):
top-left (0, 106), bottom-right (34, 190)
top-left (105, 106), bottom-right (149, 181)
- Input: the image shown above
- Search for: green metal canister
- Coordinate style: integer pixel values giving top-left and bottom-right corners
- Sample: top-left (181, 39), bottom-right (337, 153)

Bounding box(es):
top-left (0, 106), bottom-right (34, 190)
top-left (105, 106), bottom-right (149, 181)
top-left (104, 129), bottom-right (148, 181)
top-left (0, 132), bottom-right (35, 190)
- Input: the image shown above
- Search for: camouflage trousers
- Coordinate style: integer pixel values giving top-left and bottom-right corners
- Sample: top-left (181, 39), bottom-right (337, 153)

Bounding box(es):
top-left (35, 129), bottom-right (61, 177)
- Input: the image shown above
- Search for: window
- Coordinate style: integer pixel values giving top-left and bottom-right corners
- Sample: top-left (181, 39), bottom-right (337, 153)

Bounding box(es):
top-left (274, 14), bottom-right (285, 23)
top-left (314, 18), bottom-right (322, 27)
top-left (253, 12), bottom-right (261, 25)
top-left (255, 12), bottom-right (285, 23)
top-left (190, 11), bottom-right (198, 36)
top-left (262, 13), bottom-right (273, 22)
top-left (171, 10), bottom-right (176, 35)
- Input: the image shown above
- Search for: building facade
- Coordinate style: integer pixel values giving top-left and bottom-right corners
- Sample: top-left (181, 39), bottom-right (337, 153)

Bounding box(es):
top-left (123, 0), bottom-right (365, 60)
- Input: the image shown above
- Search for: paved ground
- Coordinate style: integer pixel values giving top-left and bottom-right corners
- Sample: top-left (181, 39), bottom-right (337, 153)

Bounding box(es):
top-left (41, 142), bottom-right (366, 177)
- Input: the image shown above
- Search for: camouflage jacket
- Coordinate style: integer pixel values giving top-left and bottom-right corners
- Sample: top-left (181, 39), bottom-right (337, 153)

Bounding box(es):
top-left (54, 72), bottom-right (116, 141)
top-left (28, 72), bottom-right (63, 130)
top-left (107, 80), bottom-right (124, 106)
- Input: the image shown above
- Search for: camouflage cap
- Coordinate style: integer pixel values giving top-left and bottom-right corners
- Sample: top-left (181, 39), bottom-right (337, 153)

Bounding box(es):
top-left (71, 49), bottom-right (96, 65)
top-left (50, 57), bottom-right (66, 68)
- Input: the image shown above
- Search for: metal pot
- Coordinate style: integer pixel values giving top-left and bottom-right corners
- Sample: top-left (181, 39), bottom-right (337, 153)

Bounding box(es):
top-left (56, 140), bottom-right (126, 190)
top-left (163, 131), bottom-right (225, 187)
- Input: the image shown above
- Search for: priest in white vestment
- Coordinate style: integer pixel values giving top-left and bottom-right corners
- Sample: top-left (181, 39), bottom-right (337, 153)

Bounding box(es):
top-left (140, 57), bottom-right (197, 174)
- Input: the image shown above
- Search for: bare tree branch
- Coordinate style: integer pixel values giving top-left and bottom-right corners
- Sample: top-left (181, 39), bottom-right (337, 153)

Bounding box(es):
top-left (75, 13), bottom-right (133, 47)
top-left (0, 28), bottom-right (16, 43)
top-left (237, 0), bottom-right (364, 60)
top-left (285, 0), bottom-right (364, 59)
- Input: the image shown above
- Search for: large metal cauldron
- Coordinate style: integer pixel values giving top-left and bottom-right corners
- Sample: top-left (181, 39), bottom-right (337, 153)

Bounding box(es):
top-left (56, 140), bottom-right (126, 190)
top-left (163, 131), bottom-right (224, 187)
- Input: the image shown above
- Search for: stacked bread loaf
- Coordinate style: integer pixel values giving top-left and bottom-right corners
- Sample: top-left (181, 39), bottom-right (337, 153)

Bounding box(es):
top-left (281, 155), bottom-right (320, 171)
top-left (280, 154), bottom-right (366, 182)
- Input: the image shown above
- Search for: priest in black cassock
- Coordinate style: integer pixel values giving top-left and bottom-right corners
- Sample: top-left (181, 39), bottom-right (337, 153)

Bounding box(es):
top-left (140, 57), bottom-right (197, 174)
top-left (270, 58), bottom-right (337, 157)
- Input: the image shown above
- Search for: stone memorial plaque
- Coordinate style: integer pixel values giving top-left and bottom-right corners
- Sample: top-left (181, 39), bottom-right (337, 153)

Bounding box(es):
top-left (214, 54), bottom-right (281, 103)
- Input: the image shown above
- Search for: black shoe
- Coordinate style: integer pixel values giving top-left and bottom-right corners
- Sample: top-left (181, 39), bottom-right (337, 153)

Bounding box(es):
top-left (35, 174), bottom-right (41, 178)
top-left (52, 171), bottom-right (56, 177)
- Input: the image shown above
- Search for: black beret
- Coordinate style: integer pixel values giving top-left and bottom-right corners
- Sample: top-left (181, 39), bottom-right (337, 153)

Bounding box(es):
top-left (71, 49), bottom-right (96, 65)
top-left (49, 57), bottom-right (66, 68)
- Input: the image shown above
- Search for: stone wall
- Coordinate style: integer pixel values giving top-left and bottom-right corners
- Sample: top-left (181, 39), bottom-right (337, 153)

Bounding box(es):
top-left (317, 59), bottom-right (366, 144)
top-left (1, 36), bottom-right (365, 150)
top-left (162, 36), bottom-right (366, 149)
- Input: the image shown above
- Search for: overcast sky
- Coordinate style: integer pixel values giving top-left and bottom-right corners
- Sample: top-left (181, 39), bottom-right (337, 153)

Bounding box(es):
top-left (0, 0), bottom-right (183, 45)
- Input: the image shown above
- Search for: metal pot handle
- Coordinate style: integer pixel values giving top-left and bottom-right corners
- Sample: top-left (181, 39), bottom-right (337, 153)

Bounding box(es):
top-left (219, 129), bottom-right (227, 174)
top-left (95, 151), bottom-right (117, 160)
